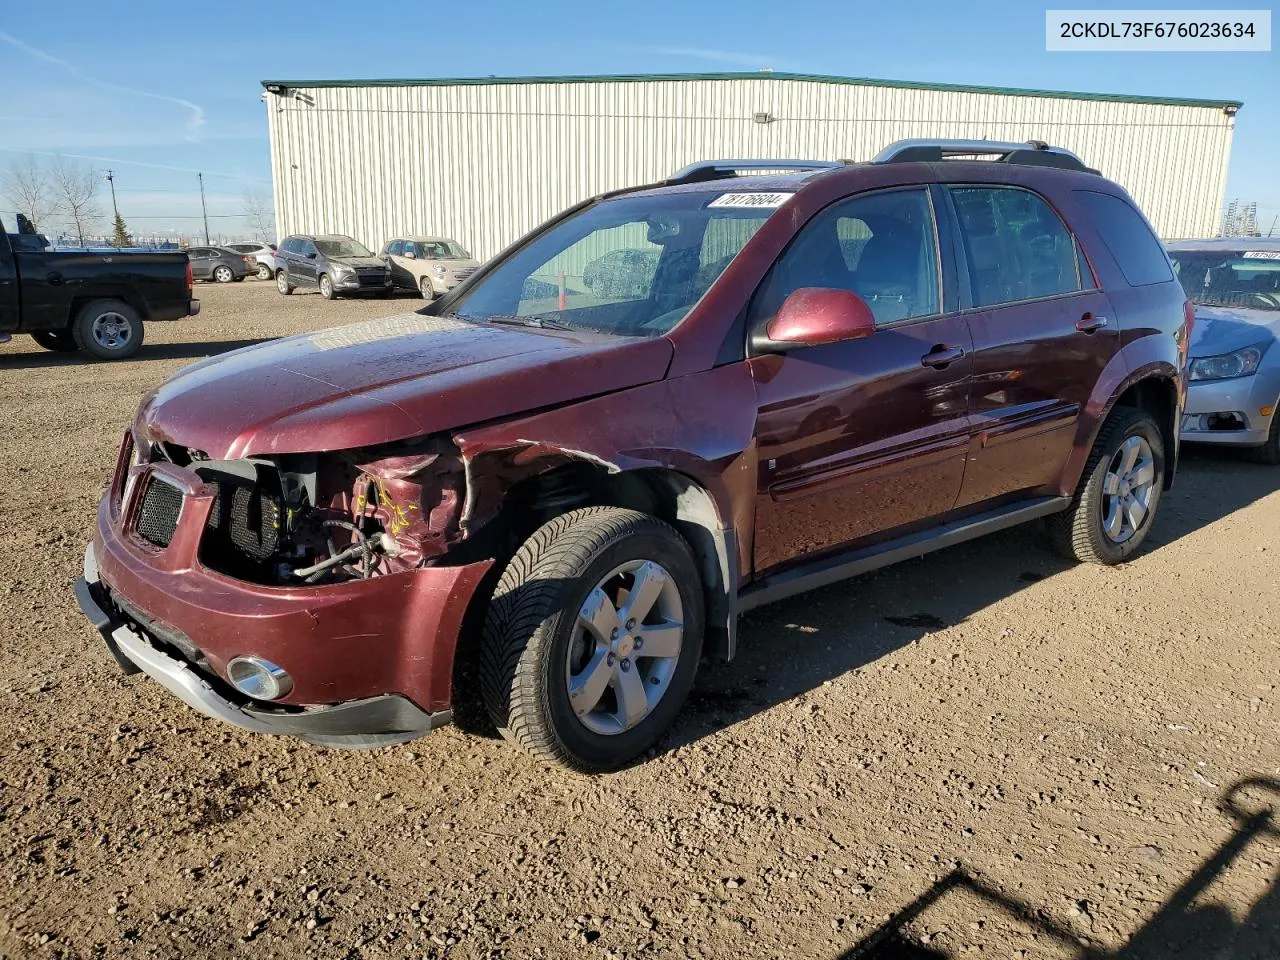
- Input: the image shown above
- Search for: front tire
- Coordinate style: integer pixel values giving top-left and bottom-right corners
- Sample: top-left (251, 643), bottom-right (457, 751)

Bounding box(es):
top-left (31, 331), bottom-right (79, 353)
top-left (1047, 406), bottom-right (1164, 564)
top-left (276, 270), bottom-right (294, 295)
top-left (480, 507), bottom-right (704, 772)
top-left (71, 299), bottom-right (144, 361)
top-left (420, 276), bottom-right (435, 300)
top-left (319, 274), bottom-right (335, 300)
top-left (213, 265), bottom-right (234, 283)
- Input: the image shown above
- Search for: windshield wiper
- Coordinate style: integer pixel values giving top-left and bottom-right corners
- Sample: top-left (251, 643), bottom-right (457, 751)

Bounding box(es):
top-left (482, 314), bottom-right (572, 330)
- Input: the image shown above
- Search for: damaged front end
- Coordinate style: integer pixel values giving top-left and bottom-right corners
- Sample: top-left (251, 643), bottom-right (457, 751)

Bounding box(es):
top-left (129, 433), bottom-right (471, 587)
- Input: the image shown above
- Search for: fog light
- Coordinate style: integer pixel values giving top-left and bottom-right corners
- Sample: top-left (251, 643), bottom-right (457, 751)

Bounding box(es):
top-left (227, 656), bottom-right (293, 701)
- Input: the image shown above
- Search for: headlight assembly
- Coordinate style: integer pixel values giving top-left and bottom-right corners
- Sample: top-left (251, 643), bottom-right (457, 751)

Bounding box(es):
top-left (1188, 343), bottom-right (1269, 381)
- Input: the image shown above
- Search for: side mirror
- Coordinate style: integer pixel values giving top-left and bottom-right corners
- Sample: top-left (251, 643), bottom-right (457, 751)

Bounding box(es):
top-left (756, 287), bottom-right (876, 352)
top-left (306, 251), bottom-right (317, 259)
top-left (404, 249), bottom-right (416, 259)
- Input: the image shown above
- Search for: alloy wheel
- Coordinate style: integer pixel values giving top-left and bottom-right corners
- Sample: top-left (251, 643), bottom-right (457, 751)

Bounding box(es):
top-left (566, 559), bottom-right (684, 736)
top-left (1101, 435), bottom-right (1157, 543)
top-left (90, 312), bottom-right (133, 351)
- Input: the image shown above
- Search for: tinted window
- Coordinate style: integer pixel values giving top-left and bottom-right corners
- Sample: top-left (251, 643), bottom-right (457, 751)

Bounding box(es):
top-left (281, 237), bottom-right (301, 255)
top-left (751, 188), bottom-right (939, 327)
top-left (1074, 191), bottom-right (1172, 287)
top-left (950, 186), bottom-right (1081, 307)
top-left (386, 240), bottom-right (403, 256)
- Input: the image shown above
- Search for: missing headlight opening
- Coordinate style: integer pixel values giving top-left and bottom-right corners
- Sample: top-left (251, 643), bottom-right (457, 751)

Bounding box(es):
top-left (181, 437), bottom-right (468, 586)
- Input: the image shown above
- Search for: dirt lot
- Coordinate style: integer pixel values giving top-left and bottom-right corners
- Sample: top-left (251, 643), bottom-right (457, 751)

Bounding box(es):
top-left (0, 280), bottom-right (1277, 960)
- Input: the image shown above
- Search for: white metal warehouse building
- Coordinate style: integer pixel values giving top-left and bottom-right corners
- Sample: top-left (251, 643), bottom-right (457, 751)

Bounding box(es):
top-left (261, 72), bottom-right (1241, 259)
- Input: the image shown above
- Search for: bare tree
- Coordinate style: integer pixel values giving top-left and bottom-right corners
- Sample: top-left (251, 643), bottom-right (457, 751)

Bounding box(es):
top-left (3, 155), bottom-right (60, 232)
top-left (50, 157), bottom-right (103, 244)
top-left (242, 191), bottom-right (275, 242)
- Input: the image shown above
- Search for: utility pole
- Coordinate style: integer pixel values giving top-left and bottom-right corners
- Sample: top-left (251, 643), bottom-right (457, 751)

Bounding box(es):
top-left (198, 171), bottom-right (211, 245)
top-left (104, 169), bottom-right (120, 220)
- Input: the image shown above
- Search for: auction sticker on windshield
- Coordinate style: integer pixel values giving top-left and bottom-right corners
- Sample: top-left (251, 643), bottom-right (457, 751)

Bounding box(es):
top-left (1241, 251), bottom-right (1280, 260)
top-left (707, 192), bottom-right (794, 209)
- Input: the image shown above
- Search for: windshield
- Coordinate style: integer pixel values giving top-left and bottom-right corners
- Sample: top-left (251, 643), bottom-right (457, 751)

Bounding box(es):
top-left (447, 192), bottom-right (776, 337)
top-left (316, 238), bottom-right (374, 258)
top-left (414, 240), bottom-right (471, 259)
top-left (1170, 250), bottom-right (1280, 311)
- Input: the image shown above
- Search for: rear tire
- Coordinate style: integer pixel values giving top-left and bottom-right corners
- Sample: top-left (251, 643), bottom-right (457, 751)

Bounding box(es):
top-left (1047, 406), bottom-right (1164, 564)
top-left (480, 507), bottom-right (704, 772)
top-left (276, 270), bottom-right (294, 295)
top-left (31, 331), bottom-right (79, 353)
top-left (256, 263), bottom-right (273, 281)
top-left (213, 265), bottom-right (234, 283)
top-left (1244, 410), bottom-right (1280, 465)
top-left (71, 299), bottom-right (144, 361)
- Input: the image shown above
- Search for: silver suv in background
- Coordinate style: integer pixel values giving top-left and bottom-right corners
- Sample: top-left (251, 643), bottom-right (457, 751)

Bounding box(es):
top-left (1169, 237), bottom-right (1280, 464)
top-left (225, 241), bottom-right (277, 281)
top-left (382, 236), bottom-right (480, 299)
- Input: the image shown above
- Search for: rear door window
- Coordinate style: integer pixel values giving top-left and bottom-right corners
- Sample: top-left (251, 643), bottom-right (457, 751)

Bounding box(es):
top-left (949, 186), bottom-right (1082, 307)
top-left (1073, 191), bottom-right (1173, 287)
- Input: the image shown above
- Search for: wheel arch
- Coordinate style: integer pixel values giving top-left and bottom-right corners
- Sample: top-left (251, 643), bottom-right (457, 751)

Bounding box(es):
top-left (68, 288), bottom-right (149, 327)
top-left (456, 458), bottom-right (739, 661)
top-left (1110, 374), bottom-right (1179, 489)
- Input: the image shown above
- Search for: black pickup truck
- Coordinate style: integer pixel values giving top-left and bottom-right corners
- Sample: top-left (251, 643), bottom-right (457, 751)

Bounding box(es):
top-left (0, 214), bottom-right (199, 360)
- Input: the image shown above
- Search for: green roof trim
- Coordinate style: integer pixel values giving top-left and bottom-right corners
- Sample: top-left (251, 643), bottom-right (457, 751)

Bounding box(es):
top-left (259, 71), bottom-right (1242, 110)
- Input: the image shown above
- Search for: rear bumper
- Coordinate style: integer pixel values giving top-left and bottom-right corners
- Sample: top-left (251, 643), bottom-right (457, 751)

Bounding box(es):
top-left (79, 475), bottom-right (492, 747)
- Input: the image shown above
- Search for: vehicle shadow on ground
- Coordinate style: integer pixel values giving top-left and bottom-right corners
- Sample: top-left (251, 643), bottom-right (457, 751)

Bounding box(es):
top-left (837, 777), bottom-right (1280, 959)
top-left (667, 456), bottom-right (1278, 753)
top-left (0, 338), bottom-right (271, 370)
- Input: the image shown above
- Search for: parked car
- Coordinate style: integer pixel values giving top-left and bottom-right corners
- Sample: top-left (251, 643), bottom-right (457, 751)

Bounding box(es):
top-left (1167, 238), bottom-right (1280, 464)
top-left (1, 212), bottom-right (199, 360)
top-left (187, 246), bottom-right (248, 283)
top-left (382, 236), bottom-right (480, 299)
top-left (76, 140), bottom-right (1190, 770)
top-left (582, 248), bottom-right (661, 300)
top-left (224, 241), bottom-right (277, 281)
top-left (275, 234), bottom-right (393, 300)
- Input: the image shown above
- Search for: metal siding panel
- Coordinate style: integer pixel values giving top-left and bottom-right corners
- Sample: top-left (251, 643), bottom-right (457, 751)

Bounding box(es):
top-left (265, 78), bottom-right (1235, 259)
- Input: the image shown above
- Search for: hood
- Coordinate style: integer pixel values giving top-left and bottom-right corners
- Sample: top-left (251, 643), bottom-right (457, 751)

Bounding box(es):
top-left (329, 255), bottom-right (387, 269)
top-left (138, 314), bottom-right (673, 459)
top-left (1190, 304), bottom-right (1280, 357)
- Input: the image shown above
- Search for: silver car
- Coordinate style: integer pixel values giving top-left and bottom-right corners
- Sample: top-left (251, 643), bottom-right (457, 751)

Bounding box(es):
top-left (381, 236), bottom-right (480, 299)
top-left (1168, 238), bottom-right (1280, 463)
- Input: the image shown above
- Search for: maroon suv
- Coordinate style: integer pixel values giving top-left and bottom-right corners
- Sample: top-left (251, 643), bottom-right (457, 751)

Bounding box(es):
top-left (76, 139), bottom-right (1191, 771)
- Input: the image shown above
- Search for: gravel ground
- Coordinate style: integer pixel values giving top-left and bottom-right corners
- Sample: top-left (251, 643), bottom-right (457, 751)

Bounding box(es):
top-left (0, 280), bottom-right (1277, 960)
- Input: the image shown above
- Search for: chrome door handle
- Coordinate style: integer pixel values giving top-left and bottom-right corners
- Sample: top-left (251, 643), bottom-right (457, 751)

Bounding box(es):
top-left (1076, 313), bottom-right (1108, 333)
top-left (921, 345), bottom-right (965, 368)
top-left (46, 271), bottom-right (63, 285)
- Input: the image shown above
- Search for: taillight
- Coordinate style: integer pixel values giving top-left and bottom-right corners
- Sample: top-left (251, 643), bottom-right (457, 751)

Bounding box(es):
top-left (184, 259), bottom-right (193, 291)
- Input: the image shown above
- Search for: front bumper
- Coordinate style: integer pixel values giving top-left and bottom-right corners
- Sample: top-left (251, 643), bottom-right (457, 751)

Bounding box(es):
top-left (336, 274), bottom-right (393, 291)
top-left (1181, 369), bottom-right (1280, 447)
top-left (77, 468), bottom-right (492, 748)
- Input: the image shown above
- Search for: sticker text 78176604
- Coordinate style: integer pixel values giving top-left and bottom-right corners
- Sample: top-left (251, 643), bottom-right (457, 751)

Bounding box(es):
top-left (707, 192), bottom-right (794, 209)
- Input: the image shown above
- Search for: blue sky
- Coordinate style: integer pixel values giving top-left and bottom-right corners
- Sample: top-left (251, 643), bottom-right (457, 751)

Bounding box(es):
top-left (1, 0), bottom-right (1275, 239)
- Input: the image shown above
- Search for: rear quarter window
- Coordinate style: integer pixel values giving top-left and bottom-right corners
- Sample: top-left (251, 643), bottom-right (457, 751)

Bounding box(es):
top-left (1074, 191), bottom-right (1172, 287)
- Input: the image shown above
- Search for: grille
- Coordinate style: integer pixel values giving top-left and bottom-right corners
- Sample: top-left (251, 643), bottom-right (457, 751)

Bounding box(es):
top-left (203, 480), bottom-right (280, 562)
top-left (453, 267), bottom-right (476, 282)
top-left (357, 270), bottom-right (388, 287)
top-left (136, 478), bottom-right (183, 547)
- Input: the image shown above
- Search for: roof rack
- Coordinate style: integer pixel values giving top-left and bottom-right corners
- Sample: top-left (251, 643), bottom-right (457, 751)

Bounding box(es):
top-left (666, 159), bottom-right (845, 186)
top-left (872, 139), bottom-right (1098, 174)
